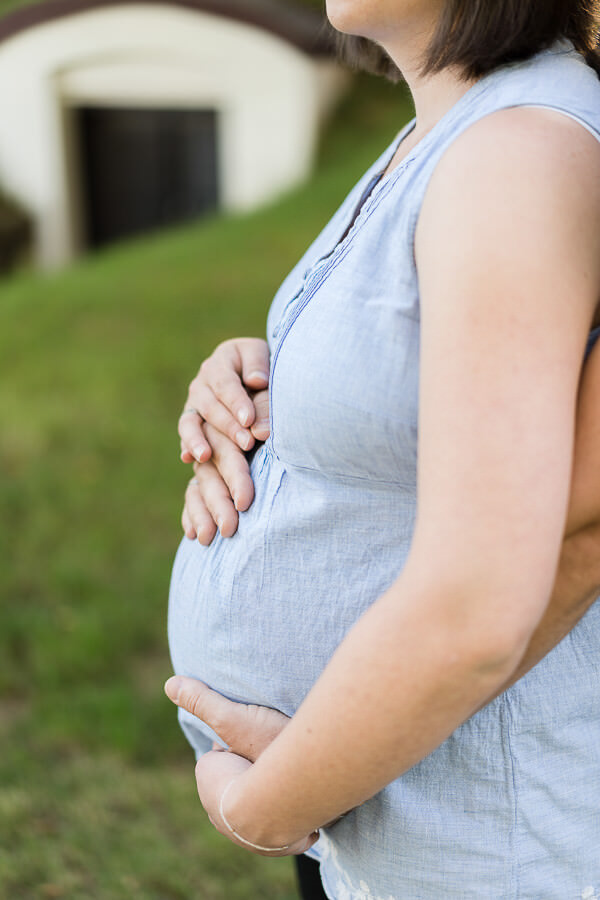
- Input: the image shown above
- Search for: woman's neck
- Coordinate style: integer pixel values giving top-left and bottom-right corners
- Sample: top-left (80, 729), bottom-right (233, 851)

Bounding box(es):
top-left (384, 33), bottom-right (477, 145)
top-left (351, 2), bottom-right (478, 143)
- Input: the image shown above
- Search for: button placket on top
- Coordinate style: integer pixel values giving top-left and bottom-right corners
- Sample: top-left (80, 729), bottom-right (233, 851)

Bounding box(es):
top-left (267, 157), bottom-right (415, 448)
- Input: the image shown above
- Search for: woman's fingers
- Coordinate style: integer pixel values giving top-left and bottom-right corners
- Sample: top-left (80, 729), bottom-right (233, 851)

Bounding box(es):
top-left (236, 339), bottom-right (270, 391)
top-left (164, 676), bottom-right (290, 763)
top-left (179, 409), bottom-right (211, 464)
top-left (178, 339), bottom-right (270, 461)
top-left (181, 379), bottom-right (254, 455)
top-left (250, 389), bottom-right (271, 442)
top-left (199, 345), bottom-right (256, 429)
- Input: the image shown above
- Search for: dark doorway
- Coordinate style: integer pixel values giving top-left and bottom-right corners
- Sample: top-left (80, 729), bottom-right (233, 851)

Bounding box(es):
top-left (78, 107), bottom-right (219, 248)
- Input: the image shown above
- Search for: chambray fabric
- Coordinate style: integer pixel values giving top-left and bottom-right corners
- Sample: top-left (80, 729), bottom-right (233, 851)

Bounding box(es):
top-left (169, 42), bottom-right (600, 899)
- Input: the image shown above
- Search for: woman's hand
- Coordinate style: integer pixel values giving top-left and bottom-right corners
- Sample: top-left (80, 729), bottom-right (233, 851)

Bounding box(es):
top-left (164, 676), bottom-right (289, 762)
top-left (179, 338), bottom-right (270, 462)
top-left (193, 752), bottom-right (319, 856)
top-left (164, 676), bottom-right (318, 855)
top-left (178, 338), bottom-right (271, 543)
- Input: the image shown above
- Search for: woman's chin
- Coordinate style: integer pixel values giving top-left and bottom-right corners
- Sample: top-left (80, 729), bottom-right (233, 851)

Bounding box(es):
top-left (325, 2), bottom-right (365, 36)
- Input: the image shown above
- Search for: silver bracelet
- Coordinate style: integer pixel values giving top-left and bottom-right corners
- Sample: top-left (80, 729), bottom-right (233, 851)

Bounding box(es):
top-left (218, 779), bottom-right (291, 853)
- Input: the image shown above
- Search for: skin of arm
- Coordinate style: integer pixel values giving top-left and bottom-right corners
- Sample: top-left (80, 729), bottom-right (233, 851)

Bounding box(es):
top-left (181, 109), bottom-right (600, 851)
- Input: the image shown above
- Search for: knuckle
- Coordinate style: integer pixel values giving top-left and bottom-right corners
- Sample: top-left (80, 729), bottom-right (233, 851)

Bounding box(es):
top-left (185, 478), bottom-right (198, 497)
top-left (211, 372), bottom-right (229, 395)
top-left (210, 709), bottom-right (226, 735)
top-left (189, 373), bottom-right (202, 391)
top-left (189, 693), bottom-right (205, 721)
top-left (216, 338), bottom-right (236, 356)
top-left (198, 358), bottom-right (213, 379)
top-left (202, 393), bottom-right (220, 419)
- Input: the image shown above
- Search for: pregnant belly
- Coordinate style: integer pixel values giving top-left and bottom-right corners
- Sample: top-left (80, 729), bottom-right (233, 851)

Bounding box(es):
top-left (167, 526), bottom-right (335, 755)
top-left (167, 452), bottom-right (416, 755)
top-left (168, 527), bottom-right (335, 718)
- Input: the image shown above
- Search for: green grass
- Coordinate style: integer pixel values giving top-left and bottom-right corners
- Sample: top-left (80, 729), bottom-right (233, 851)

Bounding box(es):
top-left (0, 74), bottom-right (413, 898)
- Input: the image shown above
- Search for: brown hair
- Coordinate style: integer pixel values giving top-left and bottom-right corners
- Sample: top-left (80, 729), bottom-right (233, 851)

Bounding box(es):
top-left (334, 0), bottom-right (600, 81)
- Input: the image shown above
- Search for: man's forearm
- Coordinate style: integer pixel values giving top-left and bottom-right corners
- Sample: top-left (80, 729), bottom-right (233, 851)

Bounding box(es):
top-left (486, 522), bottom-right (600, 703)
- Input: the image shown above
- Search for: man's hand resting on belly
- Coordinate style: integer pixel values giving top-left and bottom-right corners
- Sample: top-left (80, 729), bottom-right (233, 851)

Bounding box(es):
top-left (177, 338), bottom-right (270, 544)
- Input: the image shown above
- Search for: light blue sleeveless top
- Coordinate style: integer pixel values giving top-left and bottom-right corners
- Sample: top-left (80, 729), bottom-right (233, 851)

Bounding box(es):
top-left (169, 42), bottom-right (600, 899)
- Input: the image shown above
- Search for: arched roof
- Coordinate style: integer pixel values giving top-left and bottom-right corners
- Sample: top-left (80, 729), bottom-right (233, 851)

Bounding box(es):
top-left (0, 0), bottom-right (334, 55)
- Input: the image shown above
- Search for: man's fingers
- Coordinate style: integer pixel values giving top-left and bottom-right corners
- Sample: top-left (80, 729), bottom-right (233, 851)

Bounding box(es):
top-left (183, 430), bottom-right (253, 541)
top-left (182, 505), bottom-right (197, 541)
top-left (250, 389), bottom-right (271, 442)
top-left (184, 476), bottom-right (220, 545)
top-left (203, 424), bottom-right (254, 513)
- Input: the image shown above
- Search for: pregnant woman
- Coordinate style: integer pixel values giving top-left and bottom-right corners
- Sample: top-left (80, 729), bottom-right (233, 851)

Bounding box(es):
top-left (167, 1), bottom-right (600, 896)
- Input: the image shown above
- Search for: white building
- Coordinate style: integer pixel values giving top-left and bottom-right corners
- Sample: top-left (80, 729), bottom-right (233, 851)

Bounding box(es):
top-left (0, 0), bottom-right (346, 268)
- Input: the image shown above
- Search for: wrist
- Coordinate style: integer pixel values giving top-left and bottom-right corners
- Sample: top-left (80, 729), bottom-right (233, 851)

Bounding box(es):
top-left (222, 772), bottom-right (307, 851)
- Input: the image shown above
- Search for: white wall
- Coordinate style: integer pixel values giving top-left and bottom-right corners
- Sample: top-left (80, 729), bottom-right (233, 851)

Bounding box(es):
top-left (0, 3), bottom-right (346, 267)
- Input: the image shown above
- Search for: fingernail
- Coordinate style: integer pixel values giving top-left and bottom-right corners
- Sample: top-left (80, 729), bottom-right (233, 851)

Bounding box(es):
top-left (248, 370), bottom-right (269, 384)
top-left (164, 676), bottom-right (182, 701)
top-left (237, 409), bottom-right (250, 427)
top-left (192, 444), bottom-right (207, 462)
top-left (236, 430), bottom-right (251, 451)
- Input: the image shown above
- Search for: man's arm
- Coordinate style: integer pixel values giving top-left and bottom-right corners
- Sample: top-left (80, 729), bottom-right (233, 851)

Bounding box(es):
top-left (491, 336), bottom-right (600, 698)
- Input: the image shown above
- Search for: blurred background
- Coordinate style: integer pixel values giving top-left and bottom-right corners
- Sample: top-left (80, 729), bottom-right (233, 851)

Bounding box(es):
top-left (0, 1), bottom-right (413, 896)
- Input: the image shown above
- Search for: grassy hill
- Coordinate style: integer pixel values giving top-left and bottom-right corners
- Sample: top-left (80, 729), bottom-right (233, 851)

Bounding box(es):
top-left (0, 74), bottom-right (413, 898)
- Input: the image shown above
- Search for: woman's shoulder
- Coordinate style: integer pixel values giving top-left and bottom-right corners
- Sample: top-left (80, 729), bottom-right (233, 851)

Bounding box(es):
top-left (417, 103), bottom-right (600, 266)
top-left (399, 44), bottom-right (600, 241)
top-left (457, 43), bottom-right (600, 147)
top-left (435, 103), bottom-right (600, 186)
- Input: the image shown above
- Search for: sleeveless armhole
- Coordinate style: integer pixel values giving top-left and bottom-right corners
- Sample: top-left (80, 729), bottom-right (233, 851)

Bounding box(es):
top-left (508, 104), bottom-right (600, 142)
top-left (408, 100), bottom-right (600, 284)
